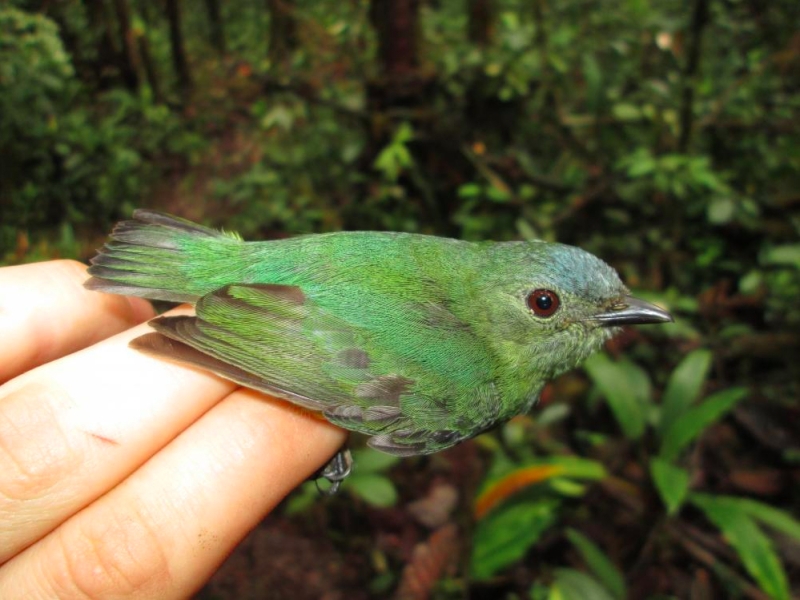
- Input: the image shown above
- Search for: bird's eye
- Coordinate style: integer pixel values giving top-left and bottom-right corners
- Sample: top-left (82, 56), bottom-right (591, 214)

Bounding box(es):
top-left (527, 289), bottom-right (560, 317)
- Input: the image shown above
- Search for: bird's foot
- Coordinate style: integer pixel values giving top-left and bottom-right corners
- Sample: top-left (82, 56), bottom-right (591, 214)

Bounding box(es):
top-left (314, 448), bottom-right (353, 495)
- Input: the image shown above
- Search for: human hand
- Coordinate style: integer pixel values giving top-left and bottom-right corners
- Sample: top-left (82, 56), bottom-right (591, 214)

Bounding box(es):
top-left (0, 260), bottom-right (346, 598)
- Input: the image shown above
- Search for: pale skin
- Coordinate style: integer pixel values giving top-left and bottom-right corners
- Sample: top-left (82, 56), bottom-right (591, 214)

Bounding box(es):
top-left (0, 260), bottom-right (346, 598)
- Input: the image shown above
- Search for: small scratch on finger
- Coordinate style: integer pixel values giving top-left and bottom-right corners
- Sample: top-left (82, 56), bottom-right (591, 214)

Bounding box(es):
top-left (88, 431), bottom-right (120, 446)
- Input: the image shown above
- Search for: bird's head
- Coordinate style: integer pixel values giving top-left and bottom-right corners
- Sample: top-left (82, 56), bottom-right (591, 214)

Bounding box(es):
top-left (478, 241), bottom-right (673, 381)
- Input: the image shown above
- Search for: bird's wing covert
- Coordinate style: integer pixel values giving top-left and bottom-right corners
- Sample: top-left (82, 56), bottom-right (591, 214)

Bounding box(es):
top-left (133, 283), bottom-right (501, 455)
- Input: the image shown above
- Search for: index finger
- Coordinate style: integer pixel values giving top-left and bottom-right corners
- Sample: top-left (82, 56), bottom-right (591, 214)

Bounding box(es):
top-left (0, 260), bottom-right (155, 383)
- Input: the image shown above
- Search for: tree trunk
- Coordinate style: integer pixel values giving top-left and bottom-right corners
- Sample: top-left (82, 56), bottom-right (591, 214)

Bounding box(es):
top-left (369, 0), bottom-right (420, 80)
top-left (204, 0), bottom-right (226, 56)
top-left (135, 0), bottom-right (158, 28)
top-left (165, 0), bottom-right (192, 95)
top-left (83, 0), bottom-right (127, 90)
top-left (110, 0), bottom-right (142, 91)
top-left (136, 23), bottom-right (163, 103)
top-left (266, 0), bottom-right (298, 66)
top-left (357, 0), bottom-right (447, 231)
top-left (678, 0), bottom-right (710, 151)
top-left (468, 0), bottom-right (494, 47)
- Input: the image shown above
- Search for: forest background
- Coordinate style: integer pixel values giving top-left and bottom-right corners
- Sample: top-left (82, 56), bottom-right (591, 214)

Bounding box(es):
top-left (1, 0), bottom-right (799, 598)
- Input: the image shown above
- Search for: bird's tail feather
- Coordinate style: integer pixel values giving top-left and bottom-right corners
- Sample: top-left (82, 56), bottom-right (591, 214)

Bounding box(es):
top-left (85, 210), bottom-right (242, 303)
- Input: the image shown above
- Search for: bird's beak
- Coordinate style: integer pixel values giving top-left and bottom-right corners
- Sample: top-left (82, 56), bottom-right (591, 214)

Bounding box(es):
top-left (594, 296), bottom-right (674, 326)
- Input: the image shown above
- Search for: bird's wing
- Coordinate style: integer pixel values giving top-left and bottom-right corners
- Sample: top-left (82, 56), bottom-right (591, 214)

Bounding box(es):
top-left (133, 283), bottom-right (502, 456)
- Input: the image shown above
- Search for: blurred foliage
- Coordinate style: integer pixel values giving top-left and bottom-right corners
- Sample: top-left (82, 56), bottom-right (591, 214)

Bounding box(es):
top-left (2, 0), bottom-right (799, 597)
top-left (0, 6), bottom-right (205, 256)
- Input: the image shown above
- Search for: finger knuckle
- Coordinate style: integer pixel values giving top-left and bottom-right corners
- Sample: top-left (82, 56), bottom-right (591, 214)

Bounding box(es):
top-left (49, 505), bottom-right (172, 599)
top-left (0, 383), bottom-right (80, 503)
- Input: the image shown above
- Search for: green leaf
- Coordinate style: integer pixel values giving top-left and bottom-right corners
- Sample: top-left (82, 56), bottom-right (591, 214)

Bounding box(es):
top-left (584, 353), bottom-right (647, 440)
top-left (471, 499), bottom-right (560, 580)
top-left (704, 496), bottom-right (800, 544)
top-left (537, 403), bottom-right (571, 427)
top-left (475, 456), bottom-right (605, 518)
top-left (659, 349), bottom-right (713, 436)
top-left (548, 569), bottom-right (617, 600)
top-left (486, 184), bottom-right (512, 203)
top-left (393, 121), bottom-right (414, 144)
top-left (345, 474), bottom-right (398, 508)
top-left (261, 105), bottom-right (295, 131)
top-left (546, 456), bottom-right (607, 480)
top-left (738, 270), bottom-right (763, 295)
top-left (760, 244), bottom-right (800, 269)
top-left (372, 123), bottom-right (415, 181)
top-left (565, 530), bottom-right (627, 599)
top-left (283, 481), bottom-right (319, 515)
top-left (623, 359), bottom-right (653, 412)
top-left (612, 103), bottom-right (642, 121)
top-left (659, 387), bottom-right (747, 461)
top-left (621, 148), bottom-right (656, 178)
top-left (691, 493), bottom-right (790, 600)
top-left (458, 182), bottom-right (483, 198)
top-left (649, 458), bottom-right (690, 515)
top-left (350, 448), bottom-right (400, 473)
top-left (550, 478), bottom-right (589, 497)
top-left (707, 198), bottom-right (735, 224)
top-left (582, 54), bottom-right (603, 112)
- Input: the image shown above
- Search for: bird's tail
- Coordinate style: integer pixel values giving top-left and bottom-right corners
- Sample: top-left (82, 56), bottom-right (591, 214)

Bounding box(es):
top-left (85, 210), bottom-right (243, 303)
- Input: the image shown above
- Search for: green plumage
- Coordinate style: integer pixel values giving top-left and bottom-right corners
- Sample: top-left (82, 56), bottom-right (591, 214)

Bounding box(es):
top-left (86, 210), bottom-right (671, 457)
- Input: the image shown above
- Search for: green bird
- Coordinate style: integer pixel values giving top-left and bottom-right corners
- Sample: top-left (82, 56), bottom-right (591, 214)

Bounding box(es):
top-left (86, 211), bottom-right (672, 488)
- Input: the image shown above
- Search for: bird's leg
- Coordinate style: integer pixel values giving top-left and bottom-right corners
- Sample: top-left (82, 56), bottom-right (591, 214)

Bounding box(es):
top-left (314, 448), bottom-right (353, 495)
